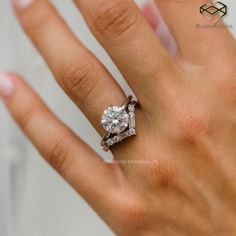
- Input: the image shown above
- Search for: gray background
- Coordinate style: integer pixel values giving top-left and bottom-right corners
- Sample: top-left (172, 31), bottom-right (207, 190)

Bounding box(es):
top-left (0, 0), bottom-right (235, 236)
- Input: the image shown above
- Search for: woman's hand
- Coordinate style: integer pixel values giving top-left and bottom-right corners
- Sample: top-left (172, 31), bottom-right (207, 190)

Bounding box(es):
top-left (1, 0), bottom-right (236, 235)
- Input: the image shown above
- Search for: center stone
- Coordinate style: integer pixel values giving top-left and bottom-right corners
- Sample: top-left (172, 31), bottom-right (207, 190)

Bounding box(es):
top-left (101, 106), bottom-right (129, 134)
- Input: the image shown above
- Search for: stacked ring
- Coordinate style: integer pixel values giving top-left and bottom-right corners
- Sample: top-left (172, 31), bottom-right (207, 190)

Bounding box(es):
top-left (100, 96), bottom-right (137, 151)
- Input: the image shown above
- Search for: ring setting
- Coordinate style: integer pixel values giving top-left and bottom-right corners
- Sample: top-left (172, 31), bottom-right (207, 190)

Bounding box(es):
top-left (101, 95), bottom-right (137, 151)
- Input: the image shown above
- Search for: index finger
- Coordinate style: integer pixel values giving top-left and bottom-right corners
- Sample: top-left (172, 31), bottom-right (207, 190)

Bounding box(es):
top-left (1, 72), bottom-right (119, 211)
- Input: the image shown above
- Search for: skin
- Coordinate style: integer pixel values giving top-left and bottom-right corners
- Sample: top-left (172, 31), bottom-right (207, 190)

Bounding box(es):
top-left (2, 0), bottom-right (236, 235)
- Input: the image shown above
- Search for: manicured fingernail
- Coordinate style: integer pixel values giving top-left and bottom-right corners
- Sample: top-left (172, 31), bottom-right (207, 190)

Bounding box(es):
top-left (0, 73), bottom-right (16, 98)
top-left (12, 0), bottom-right (34, 9)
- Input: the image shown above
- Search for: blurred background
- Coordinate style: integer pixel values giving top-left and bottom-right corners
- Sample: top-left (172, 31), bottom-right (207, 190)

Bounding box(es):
top-left (0, 0), bottom-right (235, 236)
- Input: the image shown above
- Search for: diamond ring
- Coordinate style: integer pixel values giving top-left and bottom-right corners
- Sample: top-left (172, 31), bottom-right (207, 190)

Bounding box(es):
top-left (101, 95), bottom-right (137, 151)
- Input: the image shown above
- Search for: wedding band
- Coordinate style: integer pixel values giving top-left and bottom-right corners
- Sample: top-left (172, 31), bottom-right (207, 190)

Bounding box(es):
top-left (101, 95), bottom-right (137, 151)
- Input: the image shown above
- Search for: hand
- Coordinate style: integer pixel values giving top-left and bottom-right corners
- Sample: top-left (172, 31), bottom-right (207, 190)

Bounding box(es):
top-left (1, 0), bottom-right (236, 235)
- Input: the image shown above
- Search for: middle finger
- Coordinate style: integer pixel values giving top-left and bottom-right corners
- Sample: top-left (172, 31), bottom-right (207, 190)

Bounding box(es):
top-left (13, 0), bottom-right (126, 134)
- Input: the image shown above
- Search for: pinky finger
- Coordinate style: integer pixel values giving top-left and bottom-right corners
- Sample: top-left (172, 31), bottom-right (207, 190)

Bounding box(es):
top-left (0, 72), bottom-right (119, 214)
top-left (141, 0), bottom-right (177, 55)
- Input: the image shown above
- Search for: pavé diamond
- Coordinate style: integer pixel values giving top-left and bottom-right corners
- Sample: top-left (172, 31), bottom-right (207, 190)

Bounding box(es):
top-left (128, 104), bottom-right (135, 112)
top-left (113, 136), bottom-right (120, 143)
top-left (128, 128), bottom-right (136, 136)
top-left (101, 106), bottom-right (129, 134)
top-left (107, 139), bottom-right (114, 146)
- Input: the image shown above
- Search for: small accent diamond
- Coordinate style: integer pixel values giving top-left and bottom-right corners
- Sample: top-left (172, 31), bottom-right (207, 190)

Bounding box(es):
top-left (128, 104), bottom-right (135, 112)
top-left (106, 139), bottom-right (114, 146)
top-left (129, 128), bottom-right (136, 136)
top-left (113, 136), bottom-right (120, 143)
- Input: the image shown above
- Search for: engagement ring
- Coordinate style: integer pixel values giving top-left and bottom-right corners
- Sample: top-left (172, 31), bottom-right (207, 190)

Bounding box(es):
top-left (101, 95), bottom-right (137, 151)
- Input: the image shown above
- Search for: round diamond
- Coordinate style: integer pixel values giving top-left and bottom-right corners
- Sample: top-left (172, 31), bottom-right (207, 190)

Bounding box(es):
top-left (107, 139), bottom-right (114, 146)
top-left (128, 104), bottom-right (135, 112)
top-left (128, 128), bottom-right (136, 136)
top-left (101, 106), bottom-right (129, 134)
top-left (113, 136), bottom-right (120, 143)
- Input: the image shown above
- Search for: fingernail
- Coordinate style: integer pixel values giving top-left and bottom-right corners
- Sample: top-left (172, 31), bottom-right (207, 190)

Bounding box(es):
top-left (0, 73), bottom-right (16, 98)
top-left (12, 0), bottom-right (34, 9)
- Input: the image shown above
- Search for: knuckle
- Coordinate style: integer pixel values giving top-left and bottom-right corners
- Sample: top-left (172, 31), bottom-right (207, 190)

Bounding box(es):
top-left (142, 157), bottom-right (178, 188)
top-left (17, 102), bottom-right (43, 130)
top-left (23, 6), bottom-right (51, 35)
top-left (46, 133), bottom-right (74, 173)
top-left (62, 62), bottom-right (99, 103)
top-left (176, 112), bottom-right (209, 142)
top-left (114, 194), bottom-right (148, 231)
top-left (214, 73), bottom-right (236, 101)
top-left (93, 1), bottom-right (138, 39)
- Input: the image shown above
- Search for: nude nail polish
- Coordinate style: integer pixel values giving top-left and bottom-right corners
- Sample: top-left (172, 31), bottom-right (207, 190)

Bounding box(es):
top-left (0, 73), bottom-right (16, 98)
top-left (12, 0), bottom-right (34, 9)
